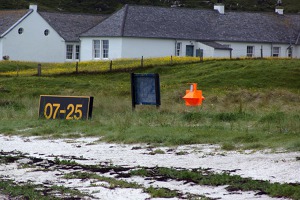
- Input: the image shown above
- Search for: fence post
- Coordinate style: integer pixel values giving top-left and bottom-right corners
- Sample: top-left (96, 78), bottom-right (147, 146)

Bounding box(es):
top-left (37, 63), bottom-right (42, 76)
top-left (109, 60), bottom-right (113, 71)
top-left (170, 55), bottom-right (173, 65)
top-left (199, 49), bottom-right (203, 62)
top-left (141, 56), bottom-right (144, 67)
top-left (75, 62), bottom-right (78, 73)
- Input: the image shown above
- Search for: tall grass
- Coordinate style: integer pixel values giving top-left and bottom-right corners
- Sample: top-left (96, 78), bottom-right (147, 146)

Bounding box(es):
top-left (0, 56), bottom-right (205, 76)
top-left (0, 58), bottom-right (299, 151)
top-left (0, 56), bottom-right (290, 77)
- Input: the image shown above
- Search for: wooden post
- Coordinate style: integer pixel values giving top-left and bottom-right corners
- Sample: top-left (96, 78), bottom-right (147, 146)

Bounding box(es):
top-left (76, 62), bottom-right (78, 73)
top-left (37, 63), bottom-right (42, 76)
top-left (109, 60), bottom-right (113, 71)
top-left (141, 56), bottom-right (144, 67)
top-left (199, 49), bottom-right (204, 62)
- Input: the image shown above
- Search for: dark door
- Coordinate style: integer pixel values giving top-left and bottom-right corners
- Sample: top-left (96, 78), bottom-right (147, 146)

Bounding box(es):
top-left (196, 49), bottom-right (203, 57)
top-left (186, 45), bottom-right (194, 57)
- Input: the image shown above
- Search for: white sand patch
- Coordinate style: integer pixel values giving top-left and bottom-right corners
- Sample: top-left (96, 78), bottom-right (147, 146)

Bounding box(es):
top-left (0, 134), bottom-right (299, 199)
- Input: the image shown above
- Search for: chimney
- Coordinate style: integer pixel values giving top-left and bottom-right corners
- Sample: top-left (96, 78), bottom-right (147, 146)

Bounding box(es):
top-left (275, 0), bottom-right (284, 15)
top-left (29, 4), bottom-right (38, 12)
top-left (214, 0), bottom-right (225, 14)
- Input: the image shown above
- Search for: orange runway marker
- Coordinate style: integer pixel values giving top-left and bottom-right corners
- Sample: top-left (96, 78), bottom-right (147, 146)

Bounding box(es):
top-left (183, 83), bottom-right (205, 106)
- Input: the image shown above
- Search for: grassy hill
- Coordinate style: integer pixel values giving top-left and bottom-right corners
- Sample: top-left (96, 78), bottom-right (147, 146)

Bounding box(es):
top-left (0, 59), bottom-right (299, 151)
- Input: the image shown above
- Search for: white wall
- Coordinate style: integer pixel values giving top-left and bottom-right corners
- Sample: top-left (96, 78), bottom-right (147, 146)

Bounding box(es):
top-left (121, 38), bottom-right (175, 58)
top-left (293, 45), bottom-right (299, 58)
top-left (81, 37), bottom-right (176, 61)
top-left (198, 44), bottom-right (214, 57)
top-left (80, 37), bottom-right (123, 61)
top-left (80, 36), bottom-right (300, 61)
top-left (2, 10), bottom-right (66, 63)
top-left (214, 49), bottom-right (231, 57)
top-left (218, 41), bottom-right (297, 58)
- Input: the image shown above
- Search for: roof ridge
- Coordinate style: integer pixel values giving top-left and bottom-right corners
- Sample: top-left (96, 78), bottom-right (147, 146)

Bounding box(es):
top-left (122, 4), bottom-right (300, 16)
top-left (120, 4), bottom-right (129, 37)
top-left (38, 10), bottom-right (107, 17)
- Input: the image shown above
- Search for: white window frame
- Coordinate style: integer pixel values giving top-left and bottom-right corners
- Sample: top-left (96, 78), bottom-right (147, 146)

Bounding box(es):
top-left (75, 45), bottom-right (80, 60)
top-left (93, 39), bottom-right (110, 60)
top-left (102, 40), bottom-right (109, 59)
top-left (246, 46), bottom-right (254, 57)
top-left (44, 29), bottom-right (50, 36)
top-left (66, 45), bottom-right (73, 60)
top-left (18, 28), bottom-right (24, 34)
top-left (66, 44), bottom-right (80, 61)
top-left (176, 42), bottom-right (182, 56)
top-left (93, 40), bottom-right (101, 59)
top-left (272, 47), bottom-right (280, 57)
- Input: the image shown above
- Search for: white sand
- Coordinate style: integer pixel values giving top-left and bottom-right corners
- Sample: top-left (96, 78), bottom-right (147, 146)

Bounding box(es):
top-left (0, 135), bottom-right (299, 199)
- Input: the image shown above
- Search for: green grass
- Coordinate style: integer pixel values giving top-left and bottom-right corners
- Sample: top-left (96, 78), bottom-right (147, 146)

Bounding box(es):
top-left (0, 58), bottom-right (299, 151)
top-left (63, 171), bottom-right (141, 189)
top-left (0, 180), bottom-right (87, 200)
top-left (131, 167), bottom-right (300, 199)
top-left (63, 171), bottom-right (187, 198)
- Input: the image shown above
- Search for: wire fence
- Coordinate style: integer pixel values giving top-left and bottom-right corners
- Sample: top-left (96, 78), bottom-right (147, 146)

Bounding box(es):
top-left (2, 56), bottom-right (286, 77)
top-left (0, 56), bottom-right (206, 77)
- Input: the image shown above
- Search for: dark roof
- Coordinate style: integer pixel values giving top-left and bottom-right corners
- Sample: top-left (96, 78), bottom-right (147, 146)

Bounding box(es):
top-left (200, 41), bottom-right (232, 50)
top-left (0, 9), bottom-right (31, 36)
top-left (39, 12), bottom-right (108, 42)
top-left (81, 5), bottom-right (300, 44)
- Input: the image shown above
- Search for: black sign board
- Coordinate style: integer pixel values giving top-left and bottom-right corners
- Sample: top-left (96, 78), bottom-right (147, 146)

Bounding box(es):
top-left (131, 73), bottom-right (161, 108)
top-left (39, 95), bottom-right (93, 120)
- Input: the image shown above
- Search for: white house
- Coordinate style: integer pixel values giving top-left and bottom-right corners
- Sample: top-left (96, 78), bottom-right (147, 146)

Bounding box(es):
top-left (80, 4), bottom-right (300, 61)
top-left (0, 5), bottom-right (106, 62)
top-left (1, 4), bottom-right (300, 62)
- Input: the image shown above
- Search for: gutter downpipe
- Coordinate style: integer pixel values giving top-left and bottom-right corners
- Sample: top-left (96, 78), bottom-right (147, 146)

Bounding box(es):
top-left (295, 32), bottom-right (300, 58)
top-left (175, 39), bottom-right (177, 56)
top-left (271, 43), bottom-right (273, 57)
top-left (295, 32), bottom-right (300, 45)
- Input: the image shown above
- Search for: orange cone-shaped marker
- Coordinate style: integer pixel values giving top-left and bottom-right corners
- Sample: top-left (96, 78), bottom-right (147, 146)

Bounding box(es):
top-left (183, 83), bottom-right (205, 106)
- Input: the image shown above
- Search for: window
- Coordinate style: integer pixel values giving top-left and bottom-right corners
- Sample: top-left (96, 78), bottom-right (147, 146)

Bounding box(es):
top-left (44, 29), bottom-right (49, 36)
top-left (93, 40), bottom-right (100, 59)
top-left (93, 40), bottom-right (109, 59)
top-left (18, 28), bottom-right (24, 34)
top-left (176, 42), bottom-right (181, 56)
top-left (66, 45), bottom-right (73, 60)
top-left (102, 40), bottom-right (109, 58)
top-left (247, 46), bottom-right (254, 57)
top-left (66, 44), bottom-right (80, 60)
top-left (272, 47), bottom-right (280, 57)
top-left (75, 45), bottom-right (80, 60)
